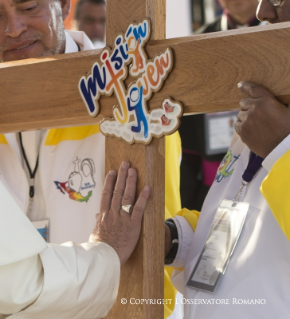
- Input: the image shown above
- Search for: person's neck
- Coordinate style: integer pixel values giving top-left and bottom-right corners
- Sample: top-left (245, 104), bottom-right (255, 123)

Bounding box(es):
top-left (227, 11), bottom-right (256, 26)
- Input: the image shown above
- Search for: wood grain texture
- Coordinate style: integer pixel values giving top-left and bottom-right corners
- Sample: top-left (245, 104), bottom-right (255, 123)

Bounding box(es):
top-left (105, 140), bottom-right (145, 319)
top-left (105, 137), bottom-right (165, 319)
top-left (147, 21), bottom-right (290, 112)
top-left (146, 0), bottom-right (166, 40)
top-left (1, 22), bottom-right (290, 132)
top-left (142, 137), bottom-right (165, 319)
top-left (105, 1), bottom-right (165, 318)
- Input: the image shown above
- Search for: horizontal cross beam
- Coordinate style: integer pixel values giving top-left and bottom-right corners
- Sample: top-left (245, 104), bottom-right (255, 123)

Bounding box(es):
top-left (1, 22), bottom-right (290, 133)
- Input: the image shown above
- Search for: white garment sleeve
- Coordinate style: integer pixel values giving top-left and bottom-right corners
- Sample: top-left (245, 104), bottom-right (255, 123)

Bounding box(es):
top-left (0, 256), bottom-right (43, 316)
top-left (263, 134), bottom-right (290, 172)
top-left (168, 216), bottom-right (195, 268)
top-left (4, 242), bottom-right (120, 319)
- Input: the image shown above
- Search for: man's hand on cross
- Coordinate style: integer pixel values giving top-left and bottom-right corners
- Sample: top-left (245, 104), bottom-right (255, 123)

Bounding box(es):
top-left (90, 161), bottom-right (151, 265)
top-left (235, 81), bottom-right (290, 158)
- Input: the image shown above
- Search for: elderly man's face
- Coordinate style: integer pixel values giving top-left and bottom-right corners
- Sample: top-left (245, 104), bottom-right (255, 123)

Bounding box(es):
top-left (218, 0), bottom-right (258, 16)
top-left (0, 0), bottom-right (70, 62)
top-left (257, 0), bottom-right (290, 23)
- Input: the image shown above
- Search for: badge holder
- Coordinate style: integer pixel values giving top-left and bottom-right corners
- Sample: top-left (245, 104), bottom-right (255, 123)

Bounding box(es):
top-left (187, 198), bottom-right (248, 292)
top-left (187, 151), bottom-right (263, 293)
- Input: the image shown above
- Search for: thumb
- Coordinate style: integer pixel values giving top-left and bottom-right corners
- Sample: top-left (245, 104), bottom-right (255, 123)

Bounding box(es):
top-left (237, 81), bottom-right (274, 99)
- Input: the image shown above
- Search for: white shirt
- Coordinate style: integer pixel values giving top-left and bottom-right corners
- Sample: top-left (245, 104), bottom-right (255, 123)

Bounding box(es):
top-left (14, 30), bottom-right (83, 221)
top-left (171, 133), bottom-right (290, 318)
top-left (0, 31), bottom-right (120, 319)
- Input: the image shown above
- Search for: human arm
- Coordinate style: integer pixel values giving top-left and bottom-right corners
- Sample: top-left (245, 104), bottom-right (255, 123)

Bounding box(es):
top-left (0, 163), bottom-right (150, 318)
top-left (90, 161), bottom-right (151, 265)
top-left (0, 179), bottom-right (46, 317)
top-left (0, 242), bottom-right (119, 319)
top-left (235, 81), bottom-right (290, 158)
top-left (165, 223), bottom-right (172, 257)
top-left (165, 208), bottom-right (200, 268)
top-left (0, 255), bottom-right (43, 316)
top-left (235, 81), bottom-right (290, 240)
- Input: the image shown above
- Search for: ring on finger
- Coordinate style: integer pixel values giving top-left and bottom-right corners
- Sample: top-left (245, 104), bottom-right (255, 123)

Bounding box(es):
top-left (121, 204), bottom-right (133, 215)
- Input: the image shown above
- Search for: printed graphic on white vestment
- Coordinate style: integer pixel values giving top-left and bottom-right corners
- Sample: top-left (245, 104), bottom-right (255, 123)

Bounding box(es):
top-left (54, 157), bottom-right (96, 202)
top-left (215, 150), bottom-right (240, 183)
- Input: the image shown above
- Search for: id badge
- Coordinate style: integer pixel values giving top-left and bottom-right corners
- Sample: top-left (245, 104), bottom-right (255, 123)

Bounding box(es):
top-left (32, 219), bottom-right (49, 242)
top-left (187, 199), bottom-right (249, 292)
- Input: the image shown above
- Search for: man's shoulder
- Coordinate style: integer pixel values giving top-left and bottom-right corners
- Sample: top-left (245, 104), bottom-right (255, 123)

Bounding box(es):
top-left (195, 16), bottom-right (222, 35)
top-left (45, 125), bottom-right (103, 146)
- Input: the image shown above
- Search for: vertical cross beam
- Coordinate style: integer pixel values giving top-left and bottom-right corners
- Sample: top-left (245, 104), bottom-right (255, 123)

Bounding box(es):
top-left (105, 1), bottom-right (166, 318)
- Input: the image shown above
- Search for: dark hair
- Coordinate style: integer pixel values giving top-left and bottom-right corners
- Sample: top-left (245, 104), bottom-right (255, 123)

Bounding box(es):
top-left (75, 0), bottom-right (106, 20)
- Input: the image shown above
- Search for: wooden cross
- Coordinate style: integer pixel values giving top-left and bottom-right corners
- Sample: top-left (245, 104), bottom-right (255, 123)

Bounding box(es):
top-left (1, 0), bottom-right (290, 318)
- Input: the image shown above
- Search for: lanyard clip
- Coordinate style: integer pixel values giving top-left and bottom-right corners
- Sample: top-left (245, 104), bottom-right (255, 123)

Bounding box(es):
top-left (232, 180), bottom-right (248, 206)
top-left (29, 178), bottom-right (35, 198)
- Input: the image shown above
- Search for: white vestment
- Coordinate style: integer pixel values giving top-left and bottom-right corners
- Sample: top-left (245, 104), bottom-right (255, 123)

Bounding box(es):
top-left (171, 132), bottom-right (290, 318)
top-left (0, 31), bottom-right (120, 319)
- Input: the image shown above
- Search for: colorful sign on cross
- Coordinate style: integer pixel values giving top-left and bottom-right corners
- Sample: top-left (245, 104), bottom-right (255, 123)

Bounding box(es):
top-left (79, 19), bottom-right (182, 145)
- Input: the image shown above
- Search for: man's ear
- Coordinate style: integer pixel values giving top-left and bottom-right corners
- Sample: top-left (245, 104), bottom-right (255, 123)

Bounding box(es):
top-left (60, 0), bottom-right (71, 21)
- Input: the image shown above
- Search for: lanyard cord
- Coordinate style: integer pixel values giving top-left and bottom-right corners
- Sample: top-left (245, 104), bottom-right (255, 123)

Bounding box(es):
top-left (242, 151), bottom-right (264, 183)
top-left (19, 132), bottom-right (39, 198)
top-left (233, 151), bottom-right (264, 204)
top-left (18, 43), bottom-right (80, 200)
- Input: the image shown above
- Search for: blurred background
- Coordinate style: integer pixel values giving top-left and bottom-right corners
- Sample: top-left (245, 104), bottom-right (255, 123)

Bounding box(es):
top-left (63, 0), bottom-right (223, 40)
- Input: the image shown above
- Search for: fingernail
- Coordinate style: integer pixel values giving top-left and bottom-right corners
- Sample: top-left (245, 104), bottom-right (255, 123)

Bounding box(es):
top-left (122, 161), bottom-right (129, 168)
top-left (109, 170), bottom-right (116, 176)
top-left (144, 185), bottom-right (150, 191)
top-left (128, 168), bottom-right (134, 176)
top-left (237, 82), bottom-right (243, 88)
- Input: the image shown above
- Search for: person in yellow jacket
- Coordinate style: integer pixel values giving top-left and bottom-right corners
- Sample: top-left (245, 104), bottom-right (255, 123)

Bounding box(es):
top-left (165, 132), bottom-right (200, 318)
top-left (0, 0), bottom-right (194, 316)
top-left (237, 78), bottom-right (290, 242)
top-left (163, 3), bottom-right (290, 318)
top-left (235, 0), bottom-right (290, 243)
top-left (165, 132), bottom-right (182, 319)
top-left (0, 0), bottom-right (181, 317)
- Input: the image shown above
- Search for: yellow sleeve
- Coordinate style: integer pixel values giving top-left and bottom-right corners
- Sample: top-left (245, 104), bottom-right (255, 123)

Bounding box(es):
top-left (165, 132), bottom-right (182, 220)
top-left (260, 149), bottom-right (290, 241)
top-left (164, 132), bottom-right (200, 318)
top-left (164, 132), bottom-right (180, 319)
top-left (176, 208), bottom-right (200, 231)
